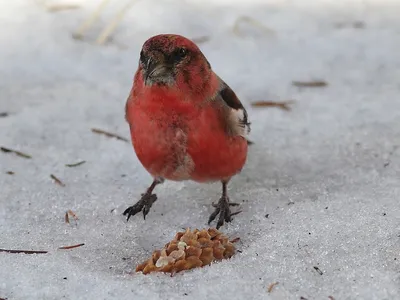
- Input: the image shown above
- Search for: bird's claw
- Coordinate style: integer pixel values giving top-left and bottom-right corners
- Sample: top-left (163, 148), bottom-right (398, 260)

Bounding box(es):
top-left (208, 196), bottom-right (241, 229)
top-left (123, 193), bottom-right (158, 221)
top-left (211, 201), bottom-right (240, 208)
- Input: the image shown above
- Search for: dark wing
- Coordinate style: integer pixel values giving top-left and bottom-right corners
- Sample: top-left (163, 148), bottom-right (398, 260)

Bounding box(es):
top-left (214, 77), bottom-right (251, 137)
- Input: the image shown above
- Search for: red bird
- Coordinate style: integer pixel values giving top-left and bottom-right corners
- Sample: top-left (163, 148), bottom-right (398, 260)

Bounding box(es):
top-left (123, 34), bottom-right (251, 229)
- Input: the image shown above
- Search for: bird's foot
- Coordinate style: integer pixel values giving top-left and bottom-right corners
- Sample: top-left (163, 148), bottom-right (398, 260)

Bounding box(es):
top-left (211, 201), bottom-right (240, 207)
top-left (123, 193), bottom-right (157, 221)
top-left (208, 196), bottom-right (241, 229)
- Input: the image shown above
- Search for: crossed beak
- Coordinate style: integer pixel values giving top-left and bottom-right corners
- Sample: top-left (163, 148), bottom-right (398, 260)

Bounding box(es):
top-left (144, 57), bottom-right (170, 82)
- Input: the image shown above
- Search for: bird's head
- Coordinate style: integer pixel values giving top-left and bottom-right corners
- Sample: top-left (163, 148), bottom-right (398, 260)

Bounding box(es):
top-left (137, 34), bottom-right (212, 89)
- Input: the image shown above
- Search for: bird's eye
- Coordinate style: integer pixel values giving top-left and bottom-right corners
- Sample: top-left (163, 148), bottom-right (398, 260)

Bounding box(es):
top-left (178, 48), bottom-right (187, 58)
top-left (171, 48), bottom-right (188, 64)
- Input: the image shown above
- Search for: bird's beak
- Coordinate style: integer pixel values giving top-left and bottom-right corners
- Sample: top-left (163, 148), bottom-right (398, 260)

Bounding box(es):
top-left (144, 57), bottom-right (169, 83)
top-left (145, 57), bottom-right (154, 74)
top-left (144, 58), bottom-right (153, 82)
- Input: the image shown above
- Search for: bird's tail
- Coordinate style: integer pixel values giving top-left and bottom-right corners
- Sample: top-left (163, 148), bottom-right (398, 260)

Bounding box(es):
top-left (247, 139), bottom-right (254, 145)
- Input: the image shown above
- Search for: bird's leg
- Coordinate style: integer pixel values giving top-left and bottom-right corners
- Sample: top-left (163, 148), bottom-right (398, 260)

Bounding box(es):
top-left (123, 177), bottom-right (164, 221)
top-left (208, 181), bottom-right (242, 229)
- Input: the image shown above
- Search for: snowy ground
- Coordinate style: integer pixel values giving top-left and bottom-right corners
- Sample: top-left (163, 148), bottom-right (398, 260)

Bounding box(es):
top-left (1, 0), bottom-right (400, 299)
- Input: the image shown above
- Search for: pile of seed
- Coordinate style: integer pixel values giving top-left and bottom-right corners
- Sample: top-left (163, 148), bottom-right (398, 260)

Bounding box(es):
top-left (135, 228), bottom-right (237, 275)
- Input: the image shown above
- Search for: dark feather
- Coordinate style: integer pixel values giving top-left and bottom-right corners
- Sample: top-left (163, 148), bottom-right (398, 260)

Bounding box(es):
top-left (247, 139), bottom-right (254, 145)
top-left (218, 80), bottom-right (251, 132)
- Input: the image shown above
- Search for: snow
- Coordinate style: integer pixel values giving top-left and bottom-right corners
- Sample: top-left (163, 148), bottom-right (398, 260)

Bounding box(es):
top-left (1, 0), bottom-right (400, 299)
